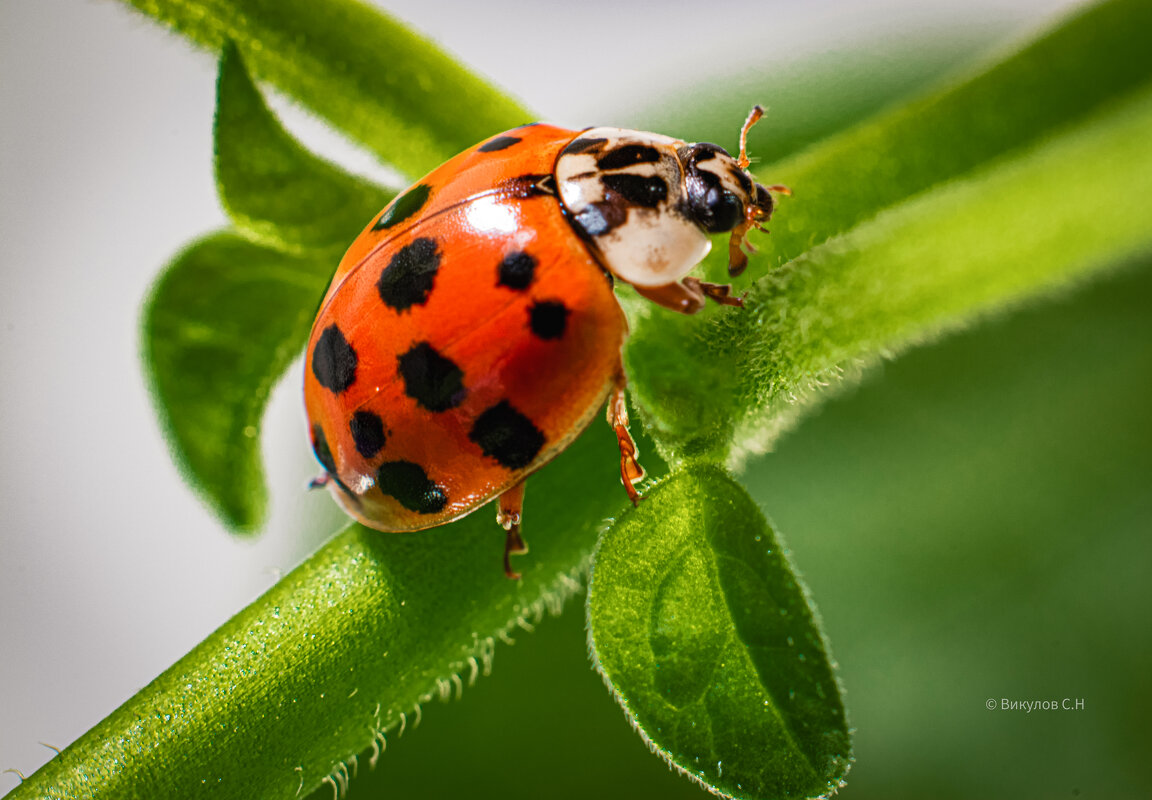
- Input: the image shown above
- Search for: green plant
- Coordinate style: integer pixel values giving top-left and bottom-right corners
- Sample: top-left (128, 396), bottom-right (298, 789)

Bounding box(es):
top-left (9, 0), bottom-right (1151, 798)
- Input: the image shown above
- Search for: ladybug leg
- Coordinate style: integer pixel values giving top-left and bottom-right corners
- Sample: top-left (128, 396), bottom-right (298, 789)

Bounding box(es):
top-left (634, 277), bottom-right (746, 315)
top-left (684, 276), bottom-right (747, 308)
top-left (308, 473), bottom-right (330, 490)
top-left (607, 373), bottom-right (645, 505)
top-left (496, 481), bottom-right (529, 580)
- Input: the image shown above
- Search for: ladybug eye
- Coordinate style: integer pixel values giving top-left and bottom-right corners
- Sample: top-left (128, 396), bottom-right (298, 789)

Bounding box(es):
top-left (680, 144), bottom-right (746, 234)
top-left (687, 177), bottom-right (742, 233)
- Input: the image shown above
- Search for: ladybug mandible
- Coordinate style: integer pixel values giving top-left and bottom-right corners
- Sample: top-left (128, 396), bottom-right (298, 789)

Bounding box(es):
top-left (304, 106), bottom-right (787, 578)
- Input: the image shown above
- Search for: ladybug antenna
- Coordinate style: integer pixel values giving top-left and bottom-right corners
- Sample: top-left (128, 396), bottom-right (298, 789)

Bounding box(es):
top-left (737, 105), bottom-right (764, 169)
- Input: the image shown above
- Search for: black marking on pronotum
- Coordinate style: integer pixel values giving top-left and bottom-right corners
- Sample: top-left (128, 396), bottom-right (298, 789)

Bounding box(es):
top-left (376, 460), bottom-right (447, 514)
top-left (312, 324), bottom-right (358, 393)
top-left (397, 341), bottom-right (466, 412)
top-left (529, 301), bottom-right (569, 340)
top-left (373, 184), bottom-right (431, 231)
top-left (496, 173), bottom-right (555, 199)
top-left (573, 201), bottom-right (626, 237)
top-left (349, 410), bottom-right (387, 458)
top-left (602, 173), bottom-right (667, 208)
top-left (498, 251), bottom-right (537, 290)
top-left (377, 237), bottom-right (440, 311)
top-left (596, 144), bottom-right (661, 171)
top-left (478, 135), bottom-right (521, 152)
top-left (729, 166), bottom-right (754, 195)
top-left (562, 137), bottom-right (607, 156)
top-left (311, 424), bottom-right (357, 499)
top-left (469, 401), bottom-right (545, 470)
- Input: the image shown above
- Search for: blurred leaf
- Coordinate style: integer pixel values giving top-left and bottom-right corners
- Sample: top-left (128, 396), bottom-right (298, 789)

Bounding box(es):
top-left (214, 41), bottom-right (392, 254)
top-left (760, 0), bottom-right (1152, 268)
top-left (120, 0), bottom-right (530, 176)
top-left (143, 232), bottom-right (331, 531)
top-left (741, 256), bottom-right (1152, 799)
top-left (588, 466), bottom-right (850, 800)
top-left (624, 0), bottom-right (1152, 461)
top-left (635, 27), bottom-right (1000, 164)
top-left (11, 428), bottom-right (662, 800)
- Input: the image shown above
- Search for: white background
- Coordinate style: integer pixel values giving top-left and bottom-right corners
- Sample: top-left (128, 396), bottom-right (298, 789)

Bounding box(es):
top-left (0, 0), bottom-right (1087, 786)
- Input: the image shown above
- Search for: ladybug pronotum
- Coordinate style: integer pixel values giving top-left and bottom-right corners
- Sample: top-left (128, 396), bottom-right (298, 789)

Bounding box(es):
top-left (305, 107), bottom-right (787, 577)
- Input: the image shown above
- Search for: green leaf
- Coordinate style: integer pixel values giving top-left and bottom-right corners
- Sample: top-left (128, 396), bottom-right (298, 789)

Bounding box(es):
top-left (10, 427), bottom-right (658, 800)
top-left (624, 0), bottom-right (1152, 461)
top-left (762, 0), bottom-right (1152, 268)
top-left (143, 232), bottom-right (332, 531)
top-left (120, 0), bottom-right (530, 176)
top-left (636, 27), bottom-right (1001, 165)
top-left (726, 85), bottom-right (1152, 462)
top-left (587, 465), bottom-right (850, 800)
top-left (214, 41), bottom-right (392, 254)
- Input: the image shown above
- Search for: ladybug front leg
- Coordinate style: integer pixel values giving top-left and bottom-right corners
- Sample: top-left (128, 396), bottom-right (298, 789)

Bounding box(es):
top-left (633, 277), bottom-right (746, 315)
top-left (496, 481), bottom-right (529, 580)
top-left (607, 372), bottom-right (645, 505)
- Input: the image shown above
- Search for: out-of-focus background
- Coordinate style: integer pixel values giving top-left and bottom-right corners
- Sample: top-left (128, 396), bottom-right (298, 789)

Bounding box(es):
top-left (3, 1), bottom-right (1149, 798)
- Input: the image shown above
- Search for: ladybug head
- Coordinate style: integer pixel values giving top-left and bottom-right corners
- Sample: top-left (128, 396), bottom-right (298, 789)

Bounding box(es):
top-left (677, 106), bottom-right (788, 277)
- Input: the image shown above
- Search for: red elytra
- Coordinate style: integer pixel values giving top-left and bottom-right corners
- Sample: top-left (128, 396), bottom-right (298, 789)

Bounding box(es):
top-left (304, 110), bottom-right (785, 577)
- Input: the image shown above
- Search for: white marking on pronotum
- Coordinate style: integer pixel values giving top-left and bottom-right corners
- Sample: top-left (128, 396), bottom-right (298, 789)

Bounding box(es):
top-left (451, 672), bottom-right (464, 700)
top-left (294, 766), bottom-right (304, 797)
top-left (467, 656), bottom-right (479, 685)
top-left (322, 775), bottom-right (337, 800)
top-left (398, 711), bottom-right (407, 737)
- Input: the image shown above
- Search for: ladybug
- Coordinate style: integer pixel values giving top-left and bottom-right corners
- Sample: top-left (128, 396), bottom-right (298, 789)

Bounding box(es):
top-left (305, 106), bottom-right (787, 577)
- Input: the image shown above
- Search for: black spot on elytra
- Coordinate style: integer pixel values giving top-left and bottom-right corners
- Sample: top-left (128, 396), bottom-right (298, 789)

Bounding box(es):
top-left (479, 135), bottom-right (521, 152)
top-left (377, 237), bottom-right (440, 311)
top-left (312, 325), bottom-right (357, 393)
top-left (529, 301), bottom-right (569, 340)
top-left (469, 401), bottom-right (545, 470)
top-left (311, 424), bottom-right (357, 498)
top-left (376, 460), bottom-right (447, 514)
top-left (596, 144), bottom-right (661, 171)
top-left (603, 173), bottom-right (668, 208)
top-left (562, 137), bottom-right (607, 156)
top-left (349, 410), bottom-right (387, 458)
top-left (398, 341), bottom-right (466, 411)
top-left (311, 424), bottom-right (339, 474)
top-left (498, 251), bottom-right (536, 290)
top-left (373, 184), bottom-right (431, 231)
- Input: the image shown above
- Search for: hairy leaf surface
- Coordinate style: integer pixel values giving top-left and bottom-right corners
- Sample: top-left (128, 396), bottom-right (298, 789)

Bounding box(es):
top-left (588, 466), bottom-right (850, 799)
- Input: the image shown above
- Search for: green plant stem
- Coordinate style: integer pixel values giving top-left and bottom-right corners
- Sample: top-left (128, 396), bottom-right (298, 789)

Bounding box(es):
top-left (121, 0), bottom-right (530, 177)
top-left (10, 428), bottom-right (641, 800)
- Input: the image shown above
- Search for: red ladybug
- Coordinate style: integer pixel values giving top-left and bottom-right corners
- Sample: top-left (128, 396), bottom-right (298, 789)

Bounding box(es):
top-left (304, 107), bottom-right (786, 577)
